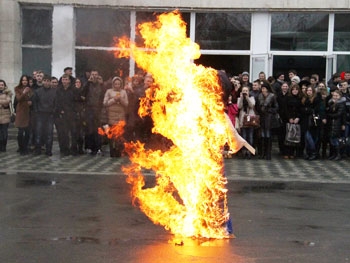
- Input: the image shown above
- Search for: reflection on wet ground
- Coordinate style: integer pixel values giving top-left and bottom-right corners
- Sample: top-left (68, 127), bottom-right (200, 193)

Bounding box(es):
top-left (0, 172), bottom-right (349, 263)
top-left (16, 178), bottom-right (58, 187)
top-left (241, 182), bottom-right (287, 193)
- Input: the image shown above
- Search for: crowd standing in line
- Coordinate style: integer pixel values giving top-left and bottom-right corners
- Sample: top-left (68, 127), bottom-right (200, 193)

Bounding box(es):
top-left (224, 70), bottom-right (350, 161)
top-left (0, 67), bottom-right (156, 158)
top-left (1, 67), bottom-right (350, 162)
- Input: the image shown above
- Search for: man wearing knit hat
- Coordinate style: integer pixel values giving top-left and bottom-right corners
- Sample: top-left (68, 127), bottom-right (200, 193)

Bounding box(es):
top-left (241, 71), bottom-right (252, 89)
top-left (291, 76), bottom-right (301, 84)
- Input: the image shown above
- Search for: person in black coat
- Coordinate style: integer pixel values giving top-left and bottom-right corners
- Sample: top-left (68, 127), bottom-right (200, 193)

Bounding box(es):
top-left (285, 84), bottom-right (302, 158)
top-left (32, 75), bottom-right (56, 156)
top-left (55, 74), bottom-right (75, 156)
top-left (300, 86), bottom-right (326, 160)
top-left (276, 81), bottom-right (290, 158)
top-left (72, 78), bottom-right (86, 154)
top-left (256, 82), bottom-right (278, 160)
top-left (327, 90), bottom-right (346, 160)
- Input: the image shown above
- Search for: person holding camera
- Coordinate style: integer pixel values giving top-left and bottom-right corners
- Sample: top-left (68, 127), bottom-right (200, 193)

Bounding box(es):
top-left (238, 86), bottom-right (256, 159)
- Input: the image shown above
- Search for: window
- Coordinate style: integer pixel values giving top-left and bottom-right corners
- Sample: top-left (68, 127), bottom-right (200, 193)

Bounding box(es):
top-left (337, 55), bottom-right (350, 72)
top-left (334, 14), bottom-right (350, 51)
top-left (21, 7), bottom-right (52, 75)
top-left (271, 13), bottom-right (328, 51)
top-left (75, 50), bottom-right (129, 80)
top-left (22, 8), bottom-right (52, 45)
top-left (195, 13), bottom-right (251, 50)
top-left (75, 8), bottom-right (131, 79)
top-left (75, 8), bottom-right (130, 47)
top-left (22, 48), bottom-right (52, 77)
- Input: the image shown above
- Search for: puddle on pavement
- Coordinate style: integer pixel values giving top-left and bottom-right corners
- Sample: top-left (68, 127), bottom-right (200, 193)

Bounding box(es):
top-left (241, 182), bottom-right (287, 193)
top-left (16, 178), bottom-right (58, 188)
top-left (51, 236), bottom-right (100, 244)
top-left (292, 240), bottom-right (316, 247)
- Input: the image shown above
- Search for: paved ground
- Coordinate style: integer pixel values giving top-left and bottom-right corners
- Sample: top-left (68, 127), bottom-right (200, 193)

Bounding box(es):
top-left (0, 137), bottom-right (349, 263)
top-left (1, 137), bottom-right (350, 184)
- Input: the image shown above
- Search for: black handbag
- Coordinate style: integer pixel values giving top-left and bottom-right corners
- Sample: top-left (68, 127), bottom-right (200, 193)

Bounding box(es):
top-left (271, 113), bottom-right (283, 129)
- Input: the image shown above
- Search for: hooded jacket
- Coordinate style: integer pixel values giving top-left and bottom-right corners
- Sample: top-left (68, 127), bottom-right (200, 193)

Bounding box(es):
top-left (327, 96), bottom-right (346, 137)
top-left (0, 87), bottom-right (12, 124)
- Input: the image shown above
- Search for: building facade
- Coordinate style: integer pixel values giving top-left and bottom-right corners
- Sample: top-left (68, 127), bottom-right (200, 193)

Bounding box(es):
top-left (1, 0), bottom-right (350, 90)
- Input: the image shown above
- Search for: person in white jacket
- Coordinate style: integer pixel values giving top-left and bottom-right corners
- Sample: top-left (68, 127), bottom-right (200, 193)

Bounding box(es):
top-left (237, 86), bottom-right (256, 159)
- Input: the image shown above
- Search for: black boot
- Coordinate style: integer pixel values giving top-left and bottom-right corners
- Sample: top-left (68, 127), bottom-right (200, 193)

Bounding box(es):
top-left (258, 138), bottom-right (265, 159)
top-left (333, 146), bottom-right (342, 161)
top-left (308, 152), bottom-right (317, 160)
top-left (0, 139), bottom-right (5, 152)
top-left (18, 135), bottom-right (24, 155)
top-left (328, 146), bottom-right (336, 160)
top-left (265, 138), bottom-right (272, 160)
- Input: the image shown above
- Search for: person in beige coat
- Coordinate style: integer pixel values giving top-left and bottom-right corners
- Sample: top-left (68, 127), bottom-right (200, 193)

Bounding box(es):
top-left (103, 76), bottom-right (128, 157)
top-left (0, 79), bottom-right (13, 152)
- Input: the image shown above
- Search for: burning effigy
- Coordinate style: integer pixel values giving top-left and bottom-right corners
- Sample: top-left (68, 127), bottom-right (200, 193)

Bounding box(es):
top-left (108, 11), bottom-right (249, 239)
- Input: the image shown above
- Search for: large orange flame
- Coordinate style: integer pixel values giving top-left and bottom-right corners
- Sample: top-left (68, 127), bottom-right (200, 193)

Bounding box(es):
top-left (116, 11), bottom-right (235, 239)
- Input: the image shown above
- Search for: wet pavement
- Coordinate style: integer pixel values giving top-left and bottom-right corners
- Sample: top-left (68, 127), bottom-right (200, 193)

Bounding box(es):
top-left (1, 138), bottom-right (350, 263)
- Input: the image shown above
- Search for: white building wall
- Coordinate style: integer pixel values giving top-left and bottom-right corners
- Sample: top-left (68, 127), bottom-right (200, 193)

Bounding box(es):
top-left (14, 0), bottom-right (350, 9)
top-left (52, 6), bottom-right (75, 78)
top-left (0, 0), bottom-right (21, 91)
top-left (250, 13), bottom-right (271, 80)
top-left (1, 0), bottom-right (350, 91)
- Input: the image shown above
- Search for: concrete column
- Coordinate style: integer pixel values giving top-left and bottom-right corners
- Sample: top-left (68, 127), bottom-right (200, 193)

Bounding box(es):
top-left (52, 5), bottom-right (75, 78)
top-left (250, 12), bottom-right (270, 80)
top-left (0, 0), bottom-right (21, 92)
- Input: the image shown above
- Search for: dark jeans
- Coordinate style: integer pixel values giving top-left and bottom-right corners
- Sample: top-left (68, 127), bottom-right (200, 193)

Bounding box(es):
top-left (0, 123), bottom-right (9, 151)
top-left (277, 122), bottom-right (288, 155)
top-left (241, 127), bottom-right (254, 146)
top-left (28, 111), bottom-right (37, 148)
top-left (85, 107), bottom-right (101, 153)
top-left (342, 124), bottom-right (350, 155)
top-left (55, 114), bottom-right (76, 154)
top-left (73, 115), bottom-right (85, 152)
top-left (17, 126), bottom-right (30, 153)
top-left (305, 130), bottom-right (319, 156)
top-left (35, 112), bottom-right (54, 153)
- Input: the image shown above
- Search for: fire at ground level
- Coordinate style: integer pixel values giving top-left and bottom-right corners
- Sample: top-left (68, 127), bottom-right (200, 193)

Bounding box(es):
top-left (0, 165), bottom-right (349, 263)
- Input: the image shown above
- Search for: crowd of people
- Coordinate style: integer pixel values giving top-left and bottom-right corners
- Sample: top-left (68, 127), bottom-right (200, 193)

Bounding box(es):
top-left (225, 70), bottom-right (350, 161)
top-left (0, 67), bottom-right (155, 157)
top-left (0, 67), bottom-right (350, 161)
